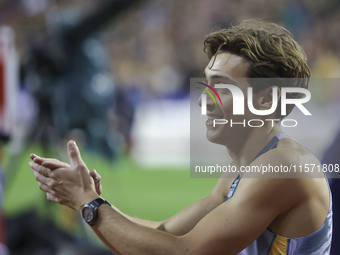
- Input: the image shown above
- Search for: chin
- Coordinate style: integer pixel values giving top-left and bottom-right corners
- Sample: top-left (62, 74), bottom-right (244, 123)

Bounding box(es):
top-left (206, 130), bottom-right (227, 146)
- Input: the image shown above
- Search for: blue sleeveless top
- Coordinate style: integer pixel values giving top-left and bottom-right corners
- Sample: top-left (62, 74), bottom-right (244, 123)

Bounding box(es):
top-left (226, 134), bottom-right (333, 255)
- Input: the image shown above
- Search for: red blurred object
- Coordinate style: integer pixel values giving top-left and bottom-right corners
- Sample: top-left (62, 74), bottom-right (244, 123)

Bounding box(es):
top-left (0, 26), bottom-right (17, 141)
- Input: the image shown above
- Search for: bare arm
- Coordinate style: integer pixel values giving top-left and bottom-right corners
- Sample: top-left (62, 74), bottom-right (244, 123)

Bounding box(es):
top-left (158, 178), bottom-right (229, 235)
top-left (31, 153), bottom-right (228, 235)
top-left (29, 141), bottom-right (303, 254)
top-left (84, 175), bottom-right (302, 255)
top-left (81, 178), bottom-right (299, 255)
top-left (110, 194), bottom-right (224, 234)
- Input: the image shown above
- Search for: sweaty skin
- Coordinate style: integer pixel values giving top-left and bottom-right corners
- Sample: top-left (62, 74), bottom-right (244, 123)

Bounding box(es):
top-left (29, 52), bottom-right (330, 255)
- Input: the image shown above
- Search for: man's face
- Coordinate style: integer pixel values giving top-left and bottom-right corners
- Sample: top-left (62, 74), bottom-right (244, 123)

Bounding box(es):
top-left (198, 52), bottom-right (251, 146)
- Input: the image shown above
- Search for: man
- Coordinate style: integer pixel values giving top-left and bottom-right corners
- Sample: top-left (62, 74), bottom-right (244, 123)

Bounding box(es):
top-left (29, 20), bottom-right (332, 254)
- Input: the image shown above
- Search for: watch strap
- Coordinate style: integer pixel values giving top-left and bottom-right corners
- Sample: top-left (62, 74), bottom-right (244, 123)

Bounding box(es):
top-left (90, 198), bottom-right (110, 208)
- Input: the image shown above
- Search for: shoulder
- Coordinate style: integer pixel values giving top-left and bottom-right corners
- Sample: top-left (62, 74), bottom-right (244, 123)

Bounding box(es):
top-left (234, 138), bottom-right (326, 214)
top-left (265, 137), bottom-right (316, 163)
top-left (249, 137), bottom-right (322, 178)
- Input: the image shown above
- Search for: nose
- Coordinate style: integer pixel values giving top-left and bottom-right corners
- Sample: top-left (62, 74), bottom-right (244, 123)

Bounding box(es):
top-left (198, 91), bottom-right (215, 111)
top-left (198, 92), bottom-right (203, 107)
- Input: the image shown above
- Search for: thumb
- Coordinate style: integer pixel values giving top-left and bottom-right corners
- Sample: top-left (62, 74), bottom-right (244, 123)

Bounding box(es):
top-left (67, 140), bottom-right (82, 167)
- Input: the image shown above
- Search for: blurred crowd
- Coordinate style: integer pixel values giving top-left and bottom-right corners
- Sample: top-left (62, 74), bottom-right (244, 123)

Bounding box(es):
top-left (0, 0), bottom-right (339, 155)
top-left (105, 0), bottom-right (340, 88)
top-left (106, 0), bottom-right (340, 87)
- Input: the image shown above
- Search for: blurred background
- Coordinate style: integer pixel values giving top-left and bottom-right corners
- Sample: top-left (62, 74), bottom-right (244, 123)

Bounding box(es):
top-left (0, 0), bottom-right (340, 254)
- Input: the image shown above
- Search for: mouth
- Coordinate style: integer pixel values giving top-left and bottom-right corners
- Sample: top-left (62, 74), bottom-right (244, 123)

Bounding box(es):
top-left (206, 114), bottom-right (224, 127)
top-left (207, 114), bottom-right (224, 120)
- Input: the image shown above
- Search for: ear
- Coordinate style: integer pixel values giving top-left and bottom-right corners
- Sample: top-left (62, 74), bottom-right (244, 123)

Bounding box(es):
top-left (254, 86), bottom-right (281, 110)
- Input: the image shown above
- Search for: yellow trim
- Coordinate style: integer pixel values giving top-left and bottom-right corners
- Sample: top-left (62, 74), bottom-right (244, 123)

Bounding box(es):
top-left (269, 235), bottom-right (288, 255)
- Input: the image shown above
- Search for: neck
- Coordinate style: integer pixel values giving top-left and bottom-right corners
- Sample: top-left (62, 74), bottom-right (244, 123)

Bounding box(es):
top-left (227, 124), bottom-right (283, 168)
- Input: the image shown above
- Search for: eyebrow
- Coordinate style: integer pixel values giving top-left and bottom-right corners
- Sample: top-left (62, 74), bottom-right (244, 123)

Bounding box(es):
top-left (203, 72), bottom-right (237, 85)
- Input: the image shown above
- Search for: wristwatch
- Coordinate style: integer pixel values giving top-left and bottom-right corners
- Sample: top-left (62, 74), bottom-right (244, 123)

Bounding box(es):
top-left (81, 198), bottom-right (110, 226)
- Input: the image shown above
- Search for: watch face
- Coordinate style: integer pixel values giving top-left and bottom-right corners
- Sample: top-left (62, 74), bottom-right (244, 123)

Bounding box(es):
top-left (82, 205), bottom-right (94, 223)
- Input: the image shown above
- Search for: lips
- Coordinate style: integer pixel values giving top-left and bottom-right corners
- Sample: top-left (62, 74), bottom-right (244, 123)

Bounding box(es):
top-left (206, 114), bottom-right (224, 127)
top-left (207, 114), bottom-right (224, 120)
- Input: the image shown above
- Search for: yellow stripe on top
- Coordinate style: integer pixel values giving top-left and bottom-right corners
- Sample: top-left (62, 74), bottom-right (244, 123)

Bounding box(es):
top-left (269, 235), bottom-right (288, 255)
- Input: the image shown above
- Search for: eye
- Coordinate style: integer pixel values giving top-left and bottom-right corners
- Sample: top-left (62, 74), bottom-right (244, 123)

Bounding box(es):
top-left (215, 88), bottom-right (231, 95)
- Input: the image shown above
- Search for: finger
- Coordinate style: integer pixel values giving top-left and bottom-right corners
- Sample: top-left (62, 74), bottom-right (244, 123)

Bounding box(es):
top-left (37, 181), bottom-right (53, 194)
top-left (90, 169), bottom-right (101, 181)
top-left (46, 193), bottom-right (60, 204)
top-left (92, 170), bottom-right (102, 187)
top-left (33, 157), bottom-right (44, 165)
top-left (29, 161), bottom-right (51, 177)
top-left (42, 159), bottom-right (70, 170)
top-left (94, 169), bottom-right (101, 179)
top-left (90, 169), bottom-right (102, 195)
top-left (32, 155), bottom-right (70, 170)
top-left (67, 140), bottom-right (83, 167)
top-left (30, 153), bottom-right (40, 161)
top-left (32, 169), bottom-right (50, 185)
top-left (97, 185), bottom-right (103, 195)
top-left (32, 155), bottom-right (51, 165)
top-left (94, 170), bottom-right (102, 195)
top-left (90, 170), bottom-right (96, 180)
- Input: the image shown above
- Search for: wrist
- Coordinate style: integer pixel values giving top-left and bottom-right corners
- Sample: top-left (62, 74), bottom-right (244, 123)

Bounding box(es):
top-left (81, 197), bottom-right (111, 226)
top-left (77, 192), bottom-right (100, 213)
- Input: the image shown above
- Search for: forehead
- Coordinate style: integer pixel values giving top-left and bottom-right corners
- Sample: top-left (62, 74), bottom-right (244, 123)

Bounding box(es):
top-left (204, 52), bottom-right (249, 79)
